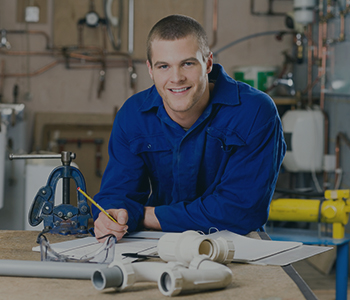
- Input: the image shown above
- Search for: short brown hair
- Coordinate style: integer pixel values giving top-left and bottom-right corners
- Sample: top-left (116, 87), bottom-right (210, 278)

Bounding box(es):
top-left (147, 15), bottom-right (210, 66)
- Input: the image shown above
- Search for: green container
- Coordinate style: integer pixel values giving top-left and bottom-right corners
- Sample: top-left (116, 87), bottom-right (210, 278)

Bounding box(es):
top-left (233, 66), bottom-right (276, 92)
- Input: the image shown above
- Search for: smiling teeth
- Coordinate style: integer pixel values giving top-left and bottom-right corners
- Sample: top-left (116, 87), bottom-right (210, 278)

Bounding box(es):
top-left (171, 87), bottom-right (188, 92)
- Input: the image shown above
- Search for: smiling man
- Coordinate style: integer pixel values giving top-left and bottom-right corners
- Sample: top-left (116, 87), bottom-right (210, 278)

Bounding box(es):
top-left (93, 15), bottom-right (286, 241)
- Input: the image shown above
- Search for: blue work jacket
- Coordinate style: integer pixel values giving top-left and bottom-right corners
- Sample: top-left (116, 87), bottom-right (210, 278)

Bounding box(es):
top-left (93, 64), bottom-right (286, 235)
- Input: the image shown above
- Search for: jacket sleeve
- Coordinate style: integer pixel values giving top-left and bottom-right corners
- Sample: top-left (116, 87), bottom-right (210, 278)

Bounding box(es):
top-left (93, 114), bottom-right (149, 232)
top-left (155, 114), bottom-right (286, 235)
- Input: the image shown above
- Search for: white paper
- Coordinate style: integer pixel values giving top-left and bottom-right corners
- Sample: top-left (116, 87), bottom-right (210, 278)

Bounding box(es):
top-left (252, 245), bottom-right (333, 266)
top-left (208, 230), bottom-right (302, 261)
top-left (32, 230), bottom-right (330, 266)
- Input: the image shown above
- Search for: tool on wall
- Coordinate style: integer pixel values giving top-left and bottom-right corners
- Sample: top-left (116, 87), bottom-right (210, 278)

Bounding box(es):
top-left (9, 151), bottom-right (91, 235)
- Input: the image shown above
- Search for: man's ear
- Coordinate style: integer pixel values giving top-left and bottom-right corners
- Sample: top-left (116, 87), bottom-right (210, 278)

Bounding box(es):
top-left (146, 60), bottom-right (153, 80)
top-left (206, 52), bottom-right (213, 74)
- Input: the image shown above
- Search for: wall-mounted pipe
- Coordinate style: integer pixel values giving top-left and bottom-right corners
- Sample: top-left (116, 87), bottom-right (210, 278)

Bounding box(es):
top-left (209, 0), bottom-right (218, 49)
top-left (4, 30), bottom-right (51, 49)
top-left (128, 0), bottom-right (134, 54)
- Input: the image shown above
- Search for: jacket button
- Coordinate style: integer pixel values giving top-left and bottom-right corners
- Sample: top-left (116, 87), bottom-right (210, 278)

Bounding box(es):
top-left (147, 144), bottom-right (152, 149)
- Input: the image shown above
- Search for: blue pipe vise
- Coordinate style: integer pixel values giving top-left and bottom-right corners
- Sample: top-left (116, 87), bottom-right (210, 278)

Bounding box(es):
top-left (9, 151), bottom-right (91, 235)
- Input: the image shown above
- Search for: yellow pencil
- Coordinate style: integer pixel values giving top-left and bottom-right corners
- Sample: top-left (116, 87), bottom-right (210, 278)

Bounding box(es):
top-left (77, 187), bottom-right (120, 225)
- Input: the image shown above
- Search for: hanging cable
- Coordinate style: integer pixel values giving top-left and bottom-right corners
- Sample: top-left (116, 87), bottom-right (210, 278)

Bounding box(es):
top-left (213, 30), bottom-right (294, 57)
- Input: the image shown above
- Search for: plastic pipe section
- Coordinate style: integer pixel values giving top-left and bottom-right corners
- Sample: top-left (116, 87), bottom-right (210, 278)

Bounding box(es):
top-left (269, 189), bottom-right (350, 238)
top-left (92, 230), bottom-right (234, 295)
top-left (157, 230), bottom-right (235, 265)
top-left (158, 256), bottom-right (232, 296)
top-left (92, 255), bottom-right (232, 296)
top-left (0, 259), bottom-right (110, 279)
top-left (93, 260), bottom-right (164, 291)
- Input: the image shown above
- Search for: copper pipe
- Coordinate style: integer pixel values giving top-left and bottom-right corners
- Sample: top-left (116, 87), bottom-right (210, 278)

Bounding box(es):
top-left (317, 22), bottom-right (323, 63)
top-left (102, 25), bottom-right (107, 51)
top-left (302, 75), bottom-right (321, 96)
top-left (307, 24), bottom-right (313, 106)
top-left (68, 52), bottom-right (104, 62)
top-left (322, 110), bottom-right (329, 188)
top-left (0, 49), bottom-right (55, 56)
top-left (78, 25), bottom-right (84, 48)
top-left (6, 29), bottom-right (51, 49)
top-left (209, 0), bottom-right (218, 49)
top-left (319, 46), bottom-right (327, 110)
top-left (339, 12), bottom-right (345, 42)
top-left (106, 51), bottom-right (134, 68)
top-left (3, 60), bottom-right (59, 78)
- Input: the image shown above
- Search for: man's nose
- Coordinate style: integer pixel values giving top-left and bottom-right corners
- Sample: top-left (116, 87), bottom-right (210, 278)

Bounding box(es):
top-left (170, 67), bottom-right (185, 83)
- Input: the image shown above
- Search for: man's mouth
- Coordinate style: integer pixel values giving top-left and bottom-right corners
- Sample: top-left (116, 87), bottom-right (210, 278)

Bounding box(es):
top-left (169, 87), bottom-right (190, 93)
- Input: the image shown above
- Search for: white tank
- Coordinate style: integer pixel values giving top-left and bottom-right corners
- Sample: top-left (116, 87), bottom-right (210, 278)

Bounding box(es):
top-left (294, 0), bottom-right (316, 25)
top-left (282, 109), bottom-right (324, 172)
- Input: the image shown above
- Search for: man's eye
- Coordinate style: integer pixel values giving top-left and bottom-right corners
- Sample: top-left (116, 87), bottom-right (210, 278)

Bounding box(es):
top-left (184, 62), bottom-right (194, 67)
top-left (158, 65), bottom-right (168, 69)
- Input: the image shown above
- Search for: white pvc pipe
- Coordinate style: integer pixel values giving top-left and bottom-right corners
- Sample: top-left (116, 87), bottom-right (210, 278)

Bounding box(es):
top-left (0, 259), bottom-right (110, 279)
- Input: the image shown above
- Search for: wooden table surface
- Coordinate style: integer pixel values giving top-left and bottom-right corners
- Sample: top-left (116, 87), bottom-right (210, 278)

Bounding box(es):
top-left (0, 230), bottom-right (309, 300)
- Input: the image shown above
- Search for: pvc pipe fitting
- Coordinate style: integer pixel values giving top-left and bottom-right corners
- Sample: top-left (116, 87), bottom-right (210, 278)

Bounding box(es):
top-left (157, 230), bottom-right (235, 265)
top-left (92, 261), bottom-right (167, 291)
top-left (92, 256), bottom-right (233, 296)
top-left (158, 255), bottom-right (233, 296)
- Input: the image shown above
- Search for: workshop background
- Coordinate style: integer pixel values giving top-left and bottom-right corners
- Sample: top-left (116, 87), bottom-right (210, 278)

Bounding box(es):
top-left (0, 1), bottom-right (350, 298)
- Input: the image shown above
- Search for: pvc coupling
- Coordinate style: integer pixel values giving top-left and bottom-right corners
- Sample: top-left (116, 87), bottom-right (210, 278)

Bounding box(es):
top-left (157, 230), bottom-right (235, 265)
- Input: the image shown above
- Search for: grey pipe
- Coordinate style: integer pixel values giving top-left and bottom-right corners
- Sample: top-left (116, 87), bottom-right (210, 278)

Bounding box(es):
top-left (0, 260), bottom-right (113, 280)
top-left (128, 0), bottom-right (134, 54)
top-left (92, 266), bottom-right (124, 290)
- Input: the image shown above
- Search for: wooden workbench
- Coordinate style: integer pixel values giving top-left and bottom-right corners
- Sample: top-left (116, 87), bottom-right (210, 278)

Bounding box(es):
top-left (0, 230), bottom-right (314, 300)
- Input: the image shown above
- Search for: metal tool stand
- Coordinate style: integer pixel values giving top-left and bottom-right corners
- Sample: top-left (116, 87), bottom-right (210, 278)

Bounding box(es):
top-left (267, 227), bottom-right (350, 300)
top-left (9, 151), bottom-right (91, 235)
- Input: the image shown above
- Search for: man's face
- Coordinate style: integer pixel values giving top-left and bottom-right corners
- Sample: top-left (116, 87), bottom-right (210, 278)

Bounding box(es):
top-left (147, 35), bottom-right (213, 125)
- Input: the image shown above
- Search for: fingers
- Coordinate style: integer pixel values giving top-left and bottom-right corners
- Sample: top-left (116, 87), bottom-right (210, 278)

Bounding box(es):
top-left (94, 209), bottom-right (129, 242)
top-left (111, 209), bottom-right (128, 225)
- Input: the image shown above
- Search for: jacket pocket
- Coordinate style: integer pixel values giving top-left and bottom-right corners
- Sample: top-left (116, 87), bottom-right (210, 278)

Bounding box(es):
top-left (129, 135), bottom-right (171, 155)
top-left (206, 127), bottom-right (246, 152)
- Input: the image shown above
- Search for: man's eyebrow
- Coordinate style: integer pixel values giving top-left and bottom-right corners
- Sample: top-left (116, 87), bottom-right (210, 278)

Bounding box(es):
top-left (153, 61), bottom-right (168, 67)
top-left (153, 57), bottom-right (200, 68)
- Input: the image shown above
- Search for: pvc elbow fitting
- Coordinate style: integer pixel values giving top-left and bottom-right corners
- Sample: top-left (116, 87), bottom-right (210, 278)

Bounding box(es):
top-left (157, 230), bottom-right (235, 265)
top-left (158, 256), bottom-right (233, 296)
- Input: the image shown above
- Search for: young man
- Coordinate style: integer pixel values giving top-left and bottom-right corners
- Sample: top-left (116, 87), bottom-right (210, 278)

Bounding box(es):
top-left (93, 15), bottom-right (286, 241)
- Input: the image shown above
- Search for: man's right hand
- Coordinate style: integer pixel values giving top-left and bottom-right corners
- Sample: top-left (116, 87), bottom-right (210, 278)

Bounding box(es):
top-left (94, 208), bottom-right (129, 242)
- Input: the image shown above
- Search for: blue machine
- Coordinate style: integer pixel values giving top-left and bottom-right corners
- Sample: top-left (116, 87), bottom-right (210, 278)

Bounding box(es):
top-left (9, 152), bottom-right (91, 235)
